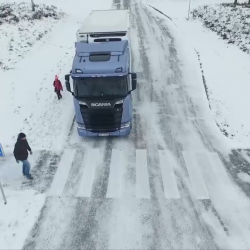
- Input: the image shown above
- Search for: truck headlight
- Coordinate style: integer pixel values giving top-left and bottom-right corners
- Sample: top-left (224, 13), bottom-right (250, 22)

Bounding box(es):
top-left (115, 100), bottom-right (124, 105)
top-left (75, 69), bottom-right (83, 74)
top-left (120, 121), bottom-right (130, 129)
top-left (77, 123), bottom-right (85, 129)
top-left (79, 101), bottom-right (87, 105)
top-left (115, 67), bottom-right (122, 73)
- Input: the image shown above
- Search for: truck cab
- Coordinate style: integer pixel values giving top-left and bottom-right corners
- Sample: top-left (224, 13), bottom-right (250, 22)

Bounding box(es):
top-left (65, 40), bottom-right (137, 137)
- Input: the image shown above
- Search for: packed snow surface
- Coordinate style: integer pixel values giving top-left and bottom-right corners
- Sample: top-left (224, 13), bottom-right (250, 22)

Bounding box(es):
top-left (0, 0), bottom-right (112, 151)
top-left (0, 189), bottom-right (45, 250)
top-left (1, 0), bottom-right (250, 249)
top-left (146, 0), bottom-right (250, 148)
top-left (0, 0), bottom-right (111, 248)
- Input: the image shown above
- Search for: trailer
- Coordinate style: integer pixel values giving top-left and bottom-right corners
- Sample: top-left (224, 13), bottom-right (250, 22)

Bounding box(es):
top-left (76, 9), bottom-right (130, 43)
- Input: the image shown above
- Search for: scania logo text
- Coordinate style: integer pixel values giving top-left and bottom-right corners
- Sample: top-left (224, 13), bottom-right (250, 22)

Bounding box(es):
top-left (91, 103), bottom-right (111, 107)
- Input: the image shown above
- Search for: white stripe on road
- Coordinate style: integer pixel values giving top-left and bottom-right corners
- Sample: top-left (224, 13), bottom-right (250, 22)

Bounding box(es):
top-left (159, 150), bottom-right (180, 199)
top-left (76, 148), bottom-right (100, 198)
top-left (182, 152), bottom-right (210, 200)
top-left (106, 149), bottom-right (123, 199)
top-left (136, 149), bottom-right (150, 199)
top-left (195, 152), bottom-right (216, 193)
top-left (208, 152), bottom-right (232, 188)
top-left (47, 149), bottom-right (76, 197)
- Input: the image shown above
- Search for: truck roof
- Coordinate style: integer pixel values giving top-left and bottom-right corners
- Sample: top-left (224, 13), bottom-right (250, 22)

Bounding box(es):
top-left (71, 41), bottom-right (129, 76)
top-left (77, 9), bottom-right (129, 34)
top-left (75, 40), bottom-right (128, 54)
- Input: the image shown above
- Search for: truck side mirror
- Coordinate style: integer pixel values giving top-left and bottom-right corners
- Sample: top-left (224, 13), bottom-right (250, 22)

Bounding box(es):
top-left (131, 73), bottom-right (136, 81)
top-left (65, 74), bottom-right (70, 82)
top-left (131, 73), bottom-right (137, 91)
top-left (66, 81), bottom-right (71, 92)
top-left (65, 74), bottom-right (73, 94)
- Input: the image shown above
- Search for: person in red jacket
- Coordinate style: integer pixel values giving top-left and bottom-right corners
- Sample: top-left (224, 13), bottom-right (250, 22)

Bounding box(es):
top-left (53, 75), bottom-right (63, 100)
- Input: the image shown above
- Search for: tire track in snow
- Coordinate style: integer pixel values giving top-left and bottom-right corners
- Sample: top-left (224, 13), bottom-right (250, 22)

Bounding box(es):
top-left (53, 139), bottom-right (115, 249)
top-left (150, 12), bottom-right (250, 238)
top-left (131, 2), bottom-right (167, 150)
top-left (146, 6), bottom-right (217, 152)
top-left (132, 4), bottom-right (219, 249)
top-left (143, 21), bottom-right (249, 239)
top-left (144, 7), bottom-right (220, 248)
top-left (130, 4), bottom-right (175, 248)
top-left (22, 1), bottom-right (245, 250)
top-left (23, 135), bottom-right (109, 249)
top-left (144, 5), bottom-right (250, 249)
top-left (59, 141), bottom-right (112, 249)
top-left (23, 151), bottom-right (61, 192)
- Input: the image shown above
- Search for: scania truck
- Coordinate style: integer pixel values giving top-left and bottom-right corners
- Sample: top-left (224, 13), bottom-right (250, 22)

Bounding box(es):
top-left (65, 9), bottom-right (137, 137)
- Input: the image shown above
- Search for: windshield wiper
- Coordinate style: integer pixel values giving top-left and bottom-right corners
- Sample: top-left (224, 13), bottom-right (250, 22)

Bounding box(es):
top-left (77, 94), bottom-right (126, 99)
top-left (76, 95), bottom-right (93, 99)
top-left (102, 94), bottom-right (126, 98)
top-left (78, 95), bottom-right (106, 100)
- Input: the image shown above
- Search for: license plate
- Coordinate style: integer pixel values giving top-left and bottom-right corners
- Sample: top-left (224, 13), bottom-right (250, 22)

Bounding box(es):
top-left (98, 133), bottom-right (109, 136)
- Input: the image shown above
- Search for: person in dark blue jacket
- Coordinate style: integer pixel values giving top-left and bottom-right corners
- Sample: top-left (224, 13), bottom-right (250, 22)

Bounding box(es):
top-left (13, 133), bottom-right (33, 180)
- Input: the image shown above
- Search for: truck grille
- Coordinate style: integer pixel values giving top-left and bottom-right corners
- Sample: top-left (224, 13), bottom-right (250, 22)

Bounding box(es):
top-left (80, 104), bottom-right (123, 132)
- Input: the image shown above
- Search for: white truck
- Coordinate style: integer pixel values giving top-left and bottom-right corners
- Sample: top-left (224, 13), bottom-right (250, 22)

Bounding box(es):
top-left (76, 9), bottom-right (130, 43)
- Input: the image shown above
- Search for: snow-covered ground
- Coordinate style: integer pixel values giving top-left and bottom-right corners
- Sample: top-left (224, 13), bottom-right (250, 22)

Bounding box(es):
top-left (0, 0), bottom-right (112, 248)
top-left (192, 4), bottom-right (250, 54)
top-left (146, 0), bottom-right (250, 148)
top-left (0, 189), bottom-right (45, 250)
top-left (0, 2), bottom-right (61, 70)
top-left (1, 0), bottom-right (250, 249)
top-left (0, 0), bottom-right (112, 151)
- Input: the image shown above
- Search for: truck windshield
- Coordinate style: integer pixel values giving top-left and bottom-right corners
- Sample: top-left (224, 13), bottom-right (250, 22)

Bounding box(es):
top-left (74, 76), bottom-right (128, 98)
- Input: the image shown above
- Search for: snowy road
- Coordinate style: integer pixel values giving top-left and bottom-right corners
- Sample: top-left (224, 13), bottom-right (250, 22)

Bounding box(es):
top-left (21, 0), bottom-right (250, 249)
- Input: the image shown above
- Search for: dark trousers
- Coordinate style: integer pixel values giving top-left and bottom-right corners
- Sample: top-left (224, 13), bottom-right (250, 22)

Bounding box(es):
top-left (55, 89), bottom-right (62, 99)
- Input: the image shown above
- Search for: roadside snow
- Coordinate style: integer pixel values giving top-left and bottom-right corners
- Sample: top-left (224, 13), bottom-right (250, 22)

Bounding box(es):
top-left (0, 0), bottom-right (112, 248)
top-left (0, 0), bottom-right (112, 151)
top-left (0, 2), bottom-right (62, 70)
top-left (192, 4), bottom-right (250, 54)
top-left (0, 150), bottom-right (45, 249)
top-left (238, 172), bottom-right (250, 183)
top-left (145, 0), bottom-right (250, 148)
top-left (0, 189), bottom-right (45, 250)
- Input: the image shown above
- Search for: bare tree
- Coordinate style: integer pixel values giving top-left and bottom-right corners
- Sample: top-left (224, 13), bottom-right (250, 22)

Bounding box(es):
top-left (31, 0), bottom-right (35, 11)
top-left (248, 0), bottom-right (250, 5)
top-left (234, 0), bottom-right (237, 5)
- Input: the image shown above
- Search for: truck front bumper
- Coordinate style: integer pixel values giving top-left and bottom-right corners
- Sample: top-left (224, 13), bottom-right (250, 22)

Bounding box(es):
top-left (77, 126), bottom-right (131, 137)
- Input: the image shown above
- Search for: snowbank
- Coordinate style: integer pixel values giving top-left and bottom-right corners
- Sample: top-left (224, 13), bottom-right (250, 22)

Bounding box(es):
top-left (0, 189), bottom-right (45, 250)
top-left (0, 2), bottom-right (59, 24)
top-left (0, 2), bottom-right (62, 70)
top-left (145, 0), bottom-right (250, 148)
top-left (192, 4), bottom-right (250, 54)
